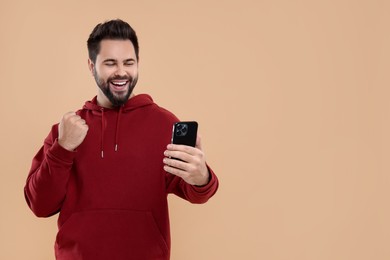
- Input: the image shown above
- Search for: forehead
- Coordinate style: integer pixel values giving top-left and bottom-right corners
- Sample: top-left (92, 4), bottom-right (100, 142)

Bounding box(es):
top-left (97, 39), bottom-right (136, 61)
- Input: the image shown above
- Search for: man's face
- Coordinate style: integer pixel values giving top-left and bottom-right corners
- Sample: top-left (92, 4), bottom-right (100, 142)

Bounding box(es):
top-left (89, 39), bottom-right (139, 108)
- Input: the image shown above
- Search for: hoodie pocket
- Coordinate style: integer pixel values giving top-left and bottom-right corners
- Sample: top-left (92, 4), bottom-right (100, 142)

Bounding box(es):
top-left (55, 209), bottom-right (169, 259)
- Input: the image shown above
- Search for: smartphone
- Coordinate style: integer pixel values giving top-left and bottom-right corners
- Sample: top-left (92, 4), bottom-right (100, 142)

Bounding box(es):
top-left (171, 121), bottom-right (198, 147)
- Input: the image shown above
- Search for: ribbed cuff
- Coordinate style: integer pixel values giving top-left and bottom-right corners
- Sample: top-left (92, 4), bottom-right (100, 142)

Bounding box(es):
top-left (193, 165), bottom-right (217, 191)
top-left (47, 139), bottom-right (77, 164)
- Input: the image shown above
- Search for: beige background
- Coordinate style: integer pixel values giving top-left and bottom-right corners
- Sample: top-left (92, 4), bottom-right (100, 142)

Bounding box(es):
top-left (1, 0), bottom-right (390, 259)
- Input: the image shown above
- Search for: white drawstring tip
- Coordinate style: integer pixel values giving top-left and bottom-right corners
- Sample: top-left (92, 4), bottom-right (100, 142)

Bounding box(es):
top-left (101, 150), bottom-right (104, 158)
top-left (115, 144), bottom-right (118, 152)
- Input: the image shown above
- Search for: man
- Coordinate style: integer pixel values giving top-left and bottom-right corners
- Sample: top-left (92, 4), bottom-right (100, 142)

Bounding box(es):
top-left (24, 19), bottom-right (218, 260)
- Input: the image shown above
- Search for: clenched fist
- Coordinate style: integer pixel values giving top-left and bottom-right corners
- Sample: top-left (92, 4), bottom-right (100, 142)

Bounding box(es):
top-left (58, 112), bottom-right (89, 151)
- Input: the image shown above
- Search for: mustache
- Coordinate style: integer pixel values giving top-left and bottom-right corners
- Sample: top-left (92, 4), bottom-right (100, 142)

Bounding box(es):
top-left (108, 75), bottom-right (132, 82)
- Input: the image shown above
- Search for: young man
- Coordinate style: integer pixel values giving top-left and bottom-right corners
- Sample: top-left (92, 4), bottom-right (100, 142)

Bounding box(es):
top-left (24, 19), bottom-right (218, 260)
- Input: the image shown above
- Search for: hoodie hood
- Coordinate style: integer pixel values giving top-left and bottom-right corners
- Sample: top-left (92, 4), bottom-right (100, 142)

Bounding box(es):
top-left (81, 94), bottom-right (155, 158)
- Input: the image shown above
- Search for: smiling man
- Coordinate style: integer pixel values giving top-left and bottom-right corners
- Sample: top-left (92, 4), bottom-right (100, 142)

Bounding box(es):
top-left (24, 19), bottom-right (218, 260)
top-left (89, 37), bottom-right (138, 108)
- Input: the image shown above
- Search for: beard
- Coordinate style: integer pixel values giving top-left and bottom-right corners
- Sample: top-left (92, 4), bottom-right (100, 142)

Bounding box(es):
top-left (93, 69), bottom-right (138, 107)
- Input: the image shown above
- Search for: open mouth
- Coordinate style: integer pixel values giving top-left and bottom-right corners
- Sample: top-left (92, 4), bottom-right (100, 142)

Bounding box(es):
top-left (109, 80), bottom-right (129, 92)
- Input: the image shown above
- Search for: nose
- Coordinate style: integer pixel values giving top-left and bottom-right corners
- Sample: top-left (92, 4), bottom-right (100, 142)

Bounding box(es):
top-left (114, 64), bottom-right (127, 77)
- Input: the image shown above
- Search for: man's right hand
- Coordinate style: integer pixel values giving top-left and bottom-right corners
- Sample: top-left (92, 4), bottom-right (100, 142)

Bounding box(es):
top-left (58, 112), bottom-right (89, 151)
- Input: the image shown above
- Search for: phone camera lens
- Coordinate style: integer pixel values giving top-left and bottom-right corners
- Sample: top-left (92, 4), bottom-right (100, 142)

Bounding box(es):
top-left (176, 124), bottom-right (188, 136)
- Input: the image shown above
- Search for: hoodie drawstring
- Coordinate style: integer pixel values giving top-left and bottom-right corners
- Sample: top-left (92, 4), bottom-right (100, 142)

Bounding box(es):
top-left (100, 106), bottom-right (122, 158)
top-left (115, 106), bottom-right (123, 152)
top-left (101, 108), bottom-right (105, 158)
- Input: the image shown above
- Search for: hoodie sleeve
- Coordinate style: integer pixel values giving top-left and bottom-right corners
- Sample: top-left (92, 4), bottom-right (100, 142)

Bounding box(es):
top-left (166, 164), bottom-right (219, 204)
top-left (24, 125), bottom-right (76, 217)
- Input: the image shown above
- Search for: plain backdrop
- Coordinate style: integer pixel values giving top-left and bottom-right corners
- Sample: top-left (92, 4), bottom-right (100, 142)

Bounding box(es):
top-left (1, 0), bottom-right (390, 259)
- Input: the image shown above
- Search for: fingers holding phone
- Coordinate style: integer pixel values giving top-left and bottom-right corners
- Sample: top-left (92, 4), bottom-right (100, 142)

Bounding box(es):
top-left (164, 121), bottom-right (209, 186)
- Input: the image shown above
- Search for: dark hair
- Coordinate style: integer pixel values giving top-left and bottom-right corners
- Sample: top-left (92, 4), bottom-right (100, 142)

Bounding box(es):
top-left (87, 19), bottom-right (139, 63)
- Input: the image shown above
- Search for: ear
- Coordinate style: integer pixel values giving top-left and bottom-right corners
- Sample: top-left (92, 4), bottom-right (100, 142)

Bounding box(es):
top-left (88, 59), bottom-right (95, 76)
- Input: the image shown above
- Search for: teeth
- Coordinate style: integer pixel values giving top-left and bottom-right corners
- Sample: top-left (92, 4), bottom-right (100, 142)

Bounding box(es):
top-left (111, 81), bottom-right (127, 86)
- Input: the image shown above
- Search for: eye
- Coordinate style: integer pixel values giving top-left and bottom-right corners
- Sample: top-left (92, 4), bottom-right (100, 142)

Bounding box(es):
top-left (105, 62), bottom-right (115, 66)
top-left (124, 62), bottom-right (135, 66)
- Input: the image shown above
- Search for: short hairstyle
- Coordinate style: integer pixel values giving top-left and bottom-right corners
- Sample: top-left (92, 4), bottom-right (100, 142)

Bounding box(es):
top-left (87, 19), bottom-right (139, 63)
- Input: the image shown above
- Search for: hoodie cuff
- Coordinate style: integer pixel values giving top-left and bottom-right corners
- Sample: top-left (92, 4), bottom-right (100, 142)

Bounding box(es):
top-left (193, 164), bottom-right (218, 191)
top-left (47, 139), bottom-right (77, 164)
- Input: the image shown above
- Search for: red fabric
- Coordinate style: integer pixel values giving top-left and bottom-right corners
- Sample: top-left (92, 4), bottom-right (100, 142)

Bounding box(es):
top-left (24, 94), bottom-right (218, 260)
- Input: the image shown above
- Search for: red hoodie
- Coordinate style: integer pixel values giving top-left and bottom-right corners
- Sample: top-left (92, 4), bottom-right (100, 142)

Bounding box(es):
top-left (24, 94), bottom-right (219, 260)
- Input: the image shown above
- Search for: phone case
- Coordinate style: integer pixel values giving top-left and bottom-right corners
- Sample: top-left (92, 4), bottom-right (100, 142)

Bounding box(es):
top-left (171, 121), bottom-right (198, 147)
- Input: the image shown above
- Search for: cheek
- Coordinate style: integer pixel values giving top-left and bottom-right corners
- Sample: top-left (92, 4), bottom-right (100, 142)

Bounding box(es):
top-left (129, 67), bottom-right (139, 76)
top-left (96, 68), bottom-right (114, 80)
